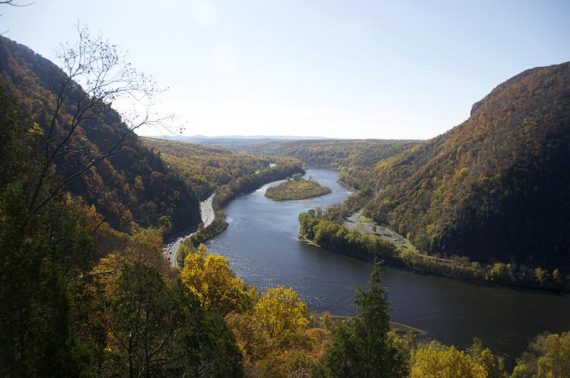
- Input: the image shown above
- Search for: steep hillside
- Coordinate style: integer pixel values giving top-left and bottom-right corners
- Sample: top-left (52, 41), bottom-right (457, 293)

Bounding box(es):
top-left (0, 36), bottom-right (200, 235)
top-left (142, 136), bottom-right (305, 209)
top-left (365, 62), bottom-right (570, 266)
top-left (142, 137), bottom-right (272, 200)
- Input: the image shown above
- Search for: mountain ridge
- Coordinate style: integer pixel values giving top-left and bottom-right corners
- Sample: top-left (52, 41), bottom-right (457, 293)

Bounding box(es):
top-left (0, 35), bottom-right (201, 235)
top-left (364, 61), bottom-right (570, 266)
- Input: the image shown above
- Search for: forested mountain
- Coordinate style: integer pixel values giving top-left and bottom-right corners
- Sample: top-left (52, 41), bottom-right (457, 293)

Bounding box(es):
top-left (142, 136), bottom-right (305, 210)
top-left (210, 138), bottom-right (419, 169)
top-left (142, 137), bottom-right (273, 200)
top-left (0, 36), bottom-right (200, 235)
top-left (198, 138), bottom-right (420, 190)
top-left (363, 62), bottom-right (570, 266)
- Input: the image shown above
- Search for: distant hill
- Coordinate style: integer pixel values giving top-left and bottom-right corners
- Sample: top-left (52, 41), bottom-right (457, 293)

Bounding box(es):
top-left (210, 139), bottom-right (421, 191)
top-left (363, 62), bottom-right (570, 266)
top-left (0, 36), bottom-right (200, 234)
top-left (189, 137), bottom-right (413, 169)
top-left (152, 135), bottom-right (333, 152)
top-left (153, 134), bottom-right (331, 143)
top-left (142, 137), bottom-right (273, 200)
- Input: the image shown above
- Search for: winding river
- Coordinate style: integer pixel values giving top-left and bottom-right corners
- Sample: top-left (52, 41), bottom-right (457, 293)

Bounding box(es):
top-left (206, 168), bottom-right (570, 362)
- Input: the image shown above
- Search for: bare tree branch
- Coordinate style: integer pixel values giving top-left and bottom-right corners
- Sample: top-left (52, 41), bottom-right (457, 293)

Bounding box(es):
top-left (0, 1), bottom-right (35, 7)
top-left (24, 24), bottom-right (173, 221)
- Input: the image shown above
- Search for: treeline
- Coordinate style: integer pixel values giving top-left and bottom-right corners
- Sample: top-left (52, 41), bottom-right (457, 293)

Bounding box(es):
top-left (299, 210), bottom-right (570, 291)
top-left (220, 138), bottom-right (419, 192)
top-left (228, 139), bottom-right (418, 170)
top-left (175, 211), bottom-right (229, 266)
top-left (144, 136), bottom-right (305, 215)
top-left (214, 158), bottom-right (305, 208)
top-left (143, 137), bottom-right (272, 200)
top-left (299, 210), bottom-right (399, 261)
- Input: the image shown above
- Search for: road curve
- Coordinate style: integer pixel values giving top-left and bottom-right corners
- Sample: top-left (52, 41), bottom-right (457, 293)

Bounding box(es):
top-left (163, 193), bottom-right (215, 267)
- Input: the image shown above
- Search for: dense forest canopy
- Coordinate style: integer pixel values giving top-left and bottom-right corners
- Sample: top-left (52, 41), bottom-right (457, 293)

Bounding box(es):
top-left (361, 62), bottom-right (570, 267)
top-left (193, 138), bottom-right (421, 191)
top-left (141, 136), bottom-right (305, 208)
top-left (142, 137), bottom-right (273, 200)
top-left (265, 175), bottom-right (331, 201)
top-left (0, 35), bottom-right (200, 235)
top-left (215, 139), bottom-right (419, 169)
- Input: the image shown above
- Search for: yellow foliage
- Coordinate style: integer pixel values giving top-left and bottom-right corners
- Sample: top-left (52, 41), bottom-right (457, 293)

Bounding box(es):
top-left (254, 286), bottom-right (310, 341)
top-left (180, 245), bottom-right (254, 314)
top-left (90, 228), bottom-right (175, 295)
top-left (27, 122), bottom-right (43, 137)
top-left (535, 332), bottom-right (570, 378)
top-left (225, 313), bottom-right (271, 364)
top-left (226, 312), bottom-right (330, 376)
top-left (411, 342), bottom-right (487, 378)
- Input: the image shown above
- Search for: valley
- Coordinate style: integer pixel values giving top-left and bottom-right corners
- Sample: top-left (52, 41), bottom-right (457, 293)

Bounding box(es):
top-left (201, 168), bottom-right (570, 366)
top-left (1, 8), bottom-right (570, 375)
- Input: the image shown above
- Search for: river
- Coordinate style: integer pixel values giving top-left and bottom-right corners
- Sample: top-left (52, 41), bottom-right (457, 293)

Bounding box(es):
top-left (206, 168), bottom-right (570, 362)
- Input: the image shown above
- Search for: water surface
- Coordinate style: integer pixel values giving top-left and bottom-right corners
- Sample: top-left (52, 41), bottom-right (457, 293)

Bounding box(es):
top-left (207, 168), bottom-right (570, 360)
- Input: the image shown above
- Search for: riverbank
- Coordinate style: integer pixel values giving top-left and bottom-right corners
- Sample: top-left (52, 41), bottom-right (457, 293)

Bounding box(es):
top-left (299, 210), bottom-right (570, 293)
top-left (163, 193), bottom-right (216, 266)
top-left (165, 162), bottom-right (306, 267)
top-left (316, 313), bottom-right (427, 340)
top-left (203, 168), bottom-right (570, 364)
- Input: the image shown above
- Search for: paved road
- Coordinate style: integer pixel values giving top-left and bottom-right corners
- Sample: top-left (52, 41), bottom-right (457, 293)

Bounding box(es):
top-left (200, 194), bottom-right (215, 228)
top-left (163, 193), bottom-right (215, 267)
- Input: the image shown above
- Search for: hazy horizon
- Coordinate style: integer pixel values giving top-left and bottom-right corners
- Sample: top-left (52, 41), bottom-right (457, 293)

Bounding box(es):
top-left (3, 1), bottom-right (570, 139)
top-left (147, 133), bottom-right (422, 141)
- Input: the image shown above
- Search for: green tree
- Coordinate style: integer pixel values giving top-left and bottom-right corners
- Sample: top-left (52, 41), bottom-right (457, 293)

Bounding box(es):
top-left (101, 262), bottom-right (184, 377)
top-left (93, 260), bottom-right (244, 377)
top-left (0, 88), bottom-right (93, 376)
top-left (318, 261), bottom-right (407, 377)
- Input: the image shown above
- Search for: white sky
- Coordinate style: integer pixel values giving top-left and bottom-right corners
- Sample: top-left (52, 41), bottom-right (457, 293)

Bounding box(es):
top-left (2, 0), bottom-right (570, 139)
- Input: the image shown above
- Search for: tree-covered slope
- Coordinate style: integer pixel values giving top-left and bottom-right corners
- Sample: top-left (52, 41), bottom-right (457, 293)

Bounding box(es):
top-left (365, 62), bottom-right (570, 266)
top-left (227, 139), bottom-right (419, 169)
top-left (0, 36), bottom-right (200, 235)
top-left (142, 137), bottom-right (273, 200)
top-left (209, 138), bottom-right (420, 191)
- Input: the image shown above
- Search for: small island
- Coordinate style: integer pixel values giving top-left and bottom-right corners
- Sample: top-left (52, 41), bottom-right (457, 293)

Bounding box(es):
top-left (265, 174), bottom-right (332, 201)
